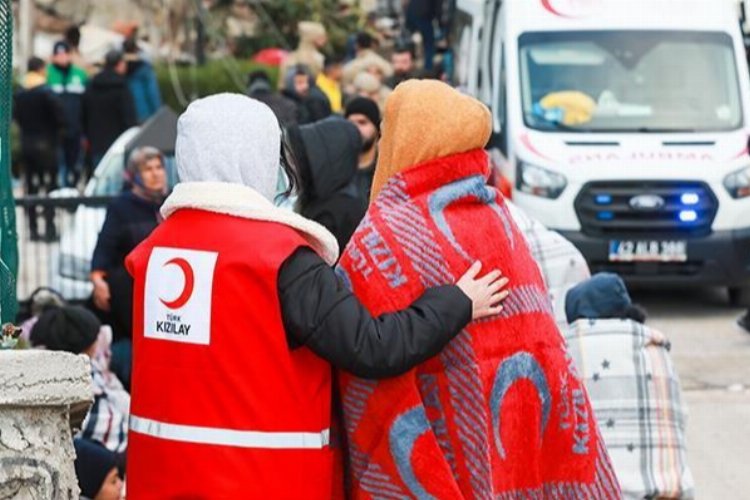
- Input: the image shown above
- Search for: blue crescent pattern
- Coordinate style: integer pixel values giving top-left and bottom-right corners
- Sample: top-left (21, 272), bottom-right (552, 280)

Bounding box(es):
top-left (427, 175), bottom-right (516, 261)
top-left (389, 406), bottom-right (436, 499)
top-left (491, 352), bottom-right (552, 459)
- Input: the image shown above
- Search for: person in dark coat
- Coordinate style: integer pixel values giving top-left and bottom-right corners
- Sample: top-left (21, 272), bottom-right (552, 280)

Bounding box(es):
top-left (91, 146), bottom-right (167, 389)
top-left (47, 40), bottom-right (88, 188)
top-left (123, 38), bottom-right (162, 123)
top-left (83, 50), bottom-right (137, 167)
top-left (345, 96), bottom-right (381, 204)
top-left (281, 64), bottom-right (332, 125)
top-left (246, 70), bottom-right (298, 127)
top-left (288, 116), bottom-right (365, 250)
top-left (14, 57), bottom-right (67, 241)
top-left (405, 0), bottom-right (439, 71)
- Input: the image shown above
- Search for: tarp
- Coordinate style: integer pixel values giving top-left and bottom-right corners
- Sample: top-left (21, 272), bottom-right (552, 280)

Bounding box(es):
top-left (125, 106), bottom-right (179, 158)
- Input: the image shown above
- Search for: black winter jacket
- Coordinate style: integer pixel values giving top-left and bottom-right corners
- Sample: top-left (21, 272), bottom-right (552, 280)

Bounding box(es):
top-left (247, 83), bottom-right (299, 127)
top-left (282, 87), bottom-right (332, 125)
top-left (92, 191), bottom-right (161, 273)
top-left (13, 85), bottom-right (66, 144)
top-left (290, 117), bottom-right (367, 250)
top-left (278, 248), bottom-right (472, 378)
top-left (83, 69), bottom-right (138, 157)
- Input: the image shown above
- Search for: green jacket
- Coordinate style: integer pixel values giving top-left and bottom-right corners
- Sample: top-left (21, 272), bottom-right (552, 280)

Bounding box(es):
top-left (46, 64), bottom-right (88, 134)
top-left (46, 63), bottom-right (88, 94)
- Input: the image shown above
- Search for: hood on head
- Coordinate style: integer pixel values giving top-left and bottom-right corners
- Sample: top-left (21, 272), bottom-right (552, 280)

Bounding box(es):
top-left (565, 272), bottom-right (632, 324)
top-left (175, 93), bottom-right (281, 201)
top-left (283, 65), bottom-right (315, 98)
top-left (291, 116), bottom-right (361, 200)
top-left (371, 79), bottom-right (492, 199)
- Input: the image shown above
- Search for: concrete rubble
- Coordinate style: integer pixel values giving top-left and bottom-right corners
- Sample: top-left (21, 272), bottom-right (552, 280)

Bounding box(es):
top-left (0, 350), bottom-right (92, 500)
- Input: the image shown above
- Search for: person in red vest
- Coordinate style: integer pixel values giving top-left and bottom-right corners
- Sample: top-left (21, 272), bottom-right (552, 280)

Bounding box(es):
top-left (124, 93), bottom-right (508, 498)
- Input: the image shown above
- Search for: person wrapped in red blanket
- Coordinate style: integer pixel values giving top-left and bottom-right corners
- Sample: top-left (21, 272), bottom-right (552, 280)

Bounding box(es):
top-left (336, 80), bottom-right (620, 498)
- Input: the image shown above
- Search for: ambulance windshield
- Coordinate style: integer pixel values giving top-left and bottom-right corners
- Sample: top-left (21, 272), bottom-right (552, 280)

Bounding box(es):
top-left (519, 31), bottom-right (742, 132)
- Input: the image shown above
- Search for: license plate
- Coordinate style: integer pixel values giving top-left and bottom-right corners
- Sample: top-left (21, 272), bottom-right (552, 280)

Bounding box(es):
top-left (608, 240), bottom-right (687, 263)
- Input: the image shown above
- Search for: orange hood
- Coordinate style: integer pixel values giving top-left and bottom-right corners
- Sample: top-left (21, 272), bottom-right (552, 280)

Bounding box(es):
top-left (370, 80), bottom-right (492, 200)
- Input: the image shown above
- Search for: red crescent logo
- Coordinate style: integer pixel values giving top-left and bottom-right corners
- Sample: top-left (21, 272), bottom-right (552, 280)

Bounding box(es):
top-left (160, 258), bottom-right (195, 309)
top-left (541, 0), bottom-right (573, 17)
top-left (541, 0), bottom-right (599, 18)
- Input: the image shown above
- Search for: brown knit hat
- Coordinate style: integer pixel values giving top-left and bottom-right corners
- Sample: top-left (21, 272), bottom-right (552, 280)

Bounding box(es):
top-left (370, 80), bottom-right (492, 200)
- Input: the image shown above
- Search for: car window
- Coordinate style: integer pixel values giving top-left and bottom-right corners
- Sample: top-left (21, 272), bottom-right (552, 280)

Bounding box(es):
top-left (92, 153), bottom-right (125, 196)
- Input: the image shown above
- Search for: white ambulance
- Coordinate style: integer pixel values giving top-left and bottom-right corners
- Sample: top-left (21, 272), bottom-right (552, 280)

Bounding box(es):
top-left (453, 0), bottom-right (750, 301)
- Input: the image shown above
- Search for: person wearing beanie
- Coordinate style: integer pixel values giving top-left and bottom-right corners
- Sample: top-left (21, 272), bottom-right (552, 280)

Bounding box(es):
top-left (31, 306), bottom-right (130, 454)
top-left (82, 49), bottom-right (137, 167)
top-left (31, 305), bottom-right (99, 353)
top-left (345, 96), bottom-right (381, 202)
top-left (336, 80), bottom-right (620, 498)
top-left (73, 438), bottom-right (123, 500)
top-left (288, 116), bottom-right (365, 250)
top-left (124, 93), bottom-right (507, 498)
top-left (47, 40), bottom-right (88, 188)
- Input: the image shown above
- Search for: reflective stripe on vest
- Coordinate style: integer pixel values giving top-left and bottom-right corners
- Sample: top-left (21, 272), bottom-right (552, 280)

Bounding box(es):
top-left (130, 415), bottom-right (330, 449)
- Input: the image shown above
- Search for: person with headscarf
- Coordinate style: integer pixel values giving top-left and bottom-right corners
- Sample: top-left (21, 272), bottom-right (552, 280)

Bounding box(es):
top-left (124, 93), bottom-right (508, 498)
top-left (91, 146), bottom-right (168, 390)
top-left (335, 80), bottom-right (620, 498)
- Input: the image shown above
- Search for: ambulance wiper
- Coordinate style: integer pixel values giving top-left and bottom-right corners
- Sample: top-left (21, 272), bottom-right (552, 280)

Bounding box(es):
top-left (635, 127), bottom-right (697, 133)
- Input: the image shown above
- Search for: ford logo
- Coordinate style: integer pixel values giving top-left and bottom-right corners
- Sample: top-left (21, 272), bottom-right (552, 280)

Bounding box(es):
top-left (629, 194), bottom-right (665, 211)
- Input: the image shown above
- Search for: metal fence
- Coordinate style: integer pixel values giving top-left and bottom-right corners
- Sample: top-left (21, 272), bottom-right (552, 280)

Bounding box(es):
top-left (14, 195), bottom-right (113, 308)
top-left (1, 0), bottom-right (18, 323)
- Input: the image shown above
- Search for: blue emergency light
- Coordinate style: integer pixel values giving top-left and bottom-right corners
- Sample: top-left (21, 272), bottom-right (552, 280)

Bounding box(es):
top-left (680, 193), bottom-right (700, 205)
top-left (679, 210), bottom-right (698, 222)
top-left (595, 194), bottom-right (612, 205)
top-left (597, 211), bottom-right (615, 221)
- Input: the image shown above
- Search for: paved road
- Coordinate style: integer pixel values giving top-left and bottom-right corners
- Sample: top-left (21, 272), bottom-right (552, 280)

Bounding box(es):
top-left (633, 287), bottom-right (750, 499)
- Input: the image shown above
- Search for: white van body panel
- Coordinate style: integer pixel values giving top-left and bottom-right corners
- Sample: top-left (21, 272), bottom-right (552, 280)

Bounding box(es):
top-left (455, 0), bottom-right (750, 287)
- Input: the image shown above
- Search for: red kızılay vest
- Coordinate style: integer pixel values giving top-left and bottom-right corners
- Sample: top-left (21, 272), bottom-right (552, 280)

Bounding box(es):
top-left (125, 207), bottom-right (333, 499)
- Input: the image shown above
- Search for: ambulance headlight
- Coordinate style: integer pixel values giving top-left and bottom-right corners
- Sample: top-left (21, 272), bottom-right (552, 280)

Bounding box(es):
top-left (724, 165), bottom-right (750, 199)
top-left (517, 161), bottom-right (567, 199)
